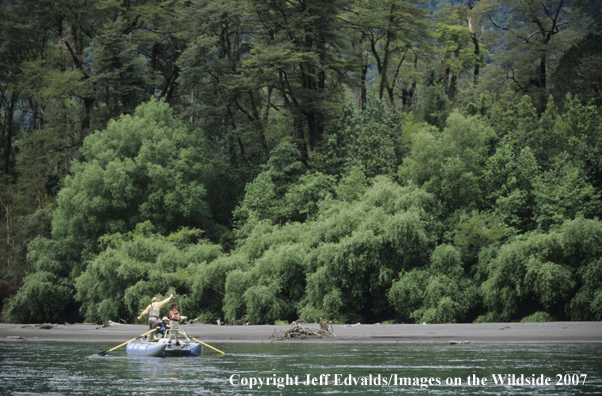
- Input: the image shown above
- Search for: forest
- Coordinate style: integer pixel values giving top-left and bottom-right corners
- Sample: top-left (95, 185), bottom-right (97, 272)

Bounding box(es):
top-left (1, 0), bottom-right (602, 325)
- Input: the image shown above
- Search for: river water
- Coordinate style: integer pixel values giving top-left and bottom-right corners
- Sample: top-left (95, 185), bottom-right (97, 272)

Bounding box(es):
top-left (1, 342), bottom-right (601, 395)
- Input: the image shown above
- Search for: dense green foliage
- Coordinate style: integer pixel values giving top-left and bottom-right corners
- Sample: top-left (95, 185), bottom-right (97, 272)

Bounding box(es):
top-left (1, 0), bottom-right (601, 325)
top-left (52, 99), bottom-right (213, 259)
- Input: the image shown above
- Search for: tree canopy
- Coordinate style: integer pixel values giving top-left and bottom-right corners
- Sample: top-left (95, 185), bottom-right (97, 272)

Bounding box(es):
top-left (1, 0), bottom-right (601, 325)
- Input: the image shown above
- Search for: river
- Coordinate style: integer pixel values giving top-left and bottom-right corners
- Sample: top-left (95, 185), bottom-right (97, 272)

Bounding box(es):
top-left (1, 342), bottom-right (601, 395)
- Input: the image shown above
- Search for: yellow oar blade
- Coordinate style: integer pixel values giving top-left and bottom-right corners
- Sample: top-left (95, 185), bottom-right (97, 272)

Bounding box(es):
top-left (99, 329), bottom-right (157, 356)
top-left (179, 331), bottom-right (225, 355)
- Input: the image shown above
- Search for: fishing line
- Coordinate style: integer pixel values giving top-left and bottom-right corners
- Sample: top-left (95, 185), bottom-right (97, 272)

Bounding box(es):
top-left (201, 281), bottom-right (226, 296)
top-left (156, 257), bottom-right (174, 301)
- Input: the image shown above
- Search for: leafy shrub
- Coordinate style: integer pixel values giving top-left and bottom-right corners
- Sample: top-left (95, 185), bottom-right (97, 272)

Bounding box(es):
top-left (479, 217), bottom-right (602, 321)
top-left (2, 237), bottom-right (78, 323)
top-left (221, 176), bottom-right (440, 324)
top-left (52, 98), bottom-right (213, 259)
top-left (74, 223), bottom-right (222, 323)
top-left (520, 311), bottom-right (553, 323)
top-left (389, 244), bottom-right (479, 323)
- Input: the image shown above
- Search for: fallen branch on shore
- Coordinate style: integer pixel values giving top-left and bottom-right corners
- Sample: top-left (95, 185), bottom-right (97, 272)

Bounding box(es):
top-left (230, 315), bottom-right (249, 326)
top-left (20, 323), bottom-right (55, 329)
top-left (269, 318), bottom-right (336, 341)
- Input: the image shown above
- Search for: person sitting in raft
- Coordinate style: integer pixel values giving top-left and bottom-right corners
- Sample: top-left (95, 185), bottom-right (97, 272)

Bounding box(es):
top-left (168, 302), bottom-right (187, 345)
top-left (138, 293), bottom-right (173, 340)
top-left (155, 317), bottom-right (170, 340)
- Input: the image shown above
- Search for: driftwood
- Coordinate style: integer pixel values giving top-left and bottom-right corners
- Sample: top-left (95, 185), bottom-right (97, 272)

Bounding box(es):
top-left (270, 318), bottom-right (336, 341)
top-left (20, 323), bottom-right (56, 329)
top-left (230, 315), bottom-right (249, 326)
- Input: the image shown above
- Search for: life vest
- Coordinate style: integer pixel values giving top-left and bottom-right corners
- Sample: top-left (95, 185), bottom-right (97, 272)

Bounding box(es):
top-left (169, 309), bottom-right (180, 320)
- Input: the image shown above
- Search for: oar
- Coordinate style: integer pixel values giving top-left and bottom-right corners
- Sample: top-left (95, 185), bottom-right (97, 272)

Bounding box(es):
top-left (98, 329), bottom-right (157, 356)
top-left (179, 331), bottom-right (225, 355)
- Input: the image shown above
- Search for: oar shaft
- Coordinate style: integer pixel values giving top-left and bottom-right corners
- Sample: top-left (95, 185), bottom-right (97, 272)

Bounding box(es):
top-left (179, 331), bottom-right (225, 355)
top-left (108, 337), bottom-right (137, 353)
top-left (195, 338), bottom-right (226, 355)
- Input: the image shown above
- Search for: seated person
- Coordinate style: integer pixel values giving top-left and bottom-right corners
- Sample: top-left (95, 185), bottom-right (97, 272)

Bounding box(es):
top-left (155, 317), bottom-right (170, 340)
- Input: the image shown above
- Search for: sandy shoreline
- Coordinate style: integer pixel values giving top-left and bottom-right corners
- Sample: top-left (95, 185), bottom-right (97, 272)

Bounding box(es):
top-left (1, 321), bottom-right (601, 344)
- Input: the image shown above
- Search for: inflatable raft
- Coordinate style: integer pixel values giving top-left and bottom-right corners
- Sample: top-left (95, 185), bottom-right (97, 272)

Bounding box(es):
top-left (126, 329), bottom-right (202, 357)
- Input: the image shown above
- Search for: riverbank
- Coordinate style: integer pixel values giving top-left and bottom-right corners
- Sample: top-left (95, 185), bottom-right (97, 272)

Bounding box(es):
top-left (1, 321), bottom-right (601, 343)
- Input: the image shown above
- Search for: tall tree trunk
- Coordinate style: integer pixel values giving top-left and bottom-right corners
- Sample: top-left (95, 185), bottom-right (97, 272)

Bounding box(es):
top-left (378, 4), bottom-right (396, 100)
top-left (443, 62), bottom-right (450, 96)
top-left (473, 47), bottom-right (481, 85)
top-left (293, 117), bottom-right (304, 142)
top-left (471, 29), bottom-right (483, 85)
top-left (538, 53), bottom-right (546, 89)
top-left (247, 90), bottom-right (269, 157)
top-left (449, 72), bottom-right (457, 100)
top-left (401, 51), bottom-right (418, 109)
top-left (469, 21), bottom-right (483, 86)
top-left (81, 97), bottom-right (94, 140)
top-left (360, 57), bottom-right (368, 111)
top-left (4, 94), bottom-right (18, 173)
top-left (4, 95), bottom-right (16, 174)
top-left (387, 87), bottom-right (395, 106)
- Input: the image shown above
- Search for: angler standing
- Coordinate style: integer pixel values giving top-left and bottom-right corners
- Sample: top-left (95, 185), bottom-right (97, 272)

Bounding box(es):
top-left (168, 302), bottom-right (188, 345)
top-left (138, 293), bottom-right (173, 340)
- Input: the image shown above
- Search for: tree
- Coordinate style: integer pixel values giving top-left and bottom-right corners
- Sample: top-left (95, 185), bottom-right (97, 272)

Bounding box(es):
top-left (2, 237), bottom-right (78, 323)
top-left (74, 223), bottom-right (222, 323)
top-left (0, 0), bottom-right (58, 174)
top-left (478, 217), bottom-right (602, 322)
top-left (318, 99), bottom-right (405, 178)
top-left (552, 33), bottom-right (602, 107)
top-left (435, 2), bottom-right (488, 97)
top-left (389, 244), bottom-right (479, 323)
top-left (224, 176), bottom-right (440, 324)
top-left (233, 142), bottom-right (306, 235)
top-left (177, 0), bottom-right (271, 161)
top-left (245, 0), bottom-right (353, 152)
top-left (476, 0), bottom-right (588, 110)
top-left (344, 0), bottom-right (432, 108)
top-left (400, 111), bottom-right (496, 215)
top-left (483, 142), bottom-right (540, 233)
top-left (52, 99), bottom-right (213, 261)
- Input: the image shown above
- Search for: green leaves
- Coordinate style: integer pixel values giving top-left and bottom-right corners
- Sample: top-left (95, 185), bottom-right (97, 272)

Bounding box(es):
top-left (75, 223), bottom-right (223, 323)
top-left (2, 237), bottom-right (77, 323)
top-left (534, 156), bottom-right (600, 231)
top-left (224, 175), bottom-right (439, 324)
top-left (389, 244), bottom-right (478, 323)
top-left (2, 271), bottom-right (74, 324)
top-left (320, 99), bottom-right (405, 178)
top-left (478, 217), bottom-right (602, 322)
top-left (401, 111), bottom-right (496, 214)
top-left (53, 99), bottom-right (212, 256)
